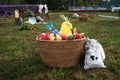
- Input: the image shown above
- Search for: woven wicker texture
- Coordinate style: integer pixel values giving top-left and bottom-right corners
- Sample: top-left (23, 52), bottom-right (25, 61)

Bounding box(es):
top-left (36, 38), bottom-right (85, 67)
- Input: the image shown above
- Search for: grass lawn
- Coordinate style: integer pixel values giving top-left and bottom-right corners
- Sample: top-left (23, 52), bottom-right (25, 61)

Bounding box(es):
top-left (0, 12), bottom-right (120, 80)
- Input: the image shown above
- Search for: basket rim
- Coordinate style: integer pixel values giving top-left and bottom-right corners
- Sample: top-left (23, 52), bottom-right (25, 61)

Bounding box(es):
top-left (36, 37), bottom-right (85, 42)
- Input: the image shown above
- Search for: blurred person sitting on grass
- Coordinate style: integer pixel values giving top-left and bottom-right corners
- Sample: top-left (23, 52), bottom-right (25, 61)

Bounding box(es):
top-left (14, 9), bottom-right (23, 25)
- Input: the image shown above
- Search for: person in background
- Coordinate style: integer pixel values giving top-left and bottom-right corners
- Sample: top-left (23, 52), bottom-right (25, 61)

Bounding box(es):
top-left (38, 4), bottom-right (49, 21)
top-left (43, 4), bottom-right (50, 20)
top-left (14, 9), bottom-right (19, 25)
top-left (35, 13), bottom-right (45, 23)
top-left (14, 9), bottom-right (23, 25)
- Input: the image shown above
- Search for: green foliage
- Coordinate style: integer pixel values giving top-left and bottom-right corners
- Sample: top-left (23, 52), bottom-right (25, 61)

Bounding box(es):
top-left (26, 10), bottom-right (35, 17)
top-left (19, 23), bottom-right (30, 31)
top-left (21, 9), bottom-right (35, 18)
top-left (0, 0), bottom-right (21, 4)
top-left (84, 0), bottom-right (90, 9)
top-left (77, 0), bottom-right (83, 9)
top-left (92, 0), bottom-right (103, 9)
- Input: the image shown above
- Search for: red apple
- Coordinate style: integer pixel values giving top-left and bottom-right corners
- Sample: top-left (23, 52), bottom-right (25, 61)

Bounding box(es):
top-left (45, 34), bottom-right (50, 40)
top-left (60, 34), bottom-right (67, 40)
top-left (74, 32), bottom-right (81, 39)
top-left (39, 33), bottom-right (46, 37)
top-left (38, 33), bottom-right (46, 40)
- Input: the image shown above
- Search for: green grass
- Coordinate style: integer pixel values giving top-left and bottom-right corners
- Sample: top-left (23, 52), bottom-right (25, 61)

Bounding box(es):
top-left (98, 12), bottom-right (119, 16)
top-left (0, 12), bottom-right (120, 80)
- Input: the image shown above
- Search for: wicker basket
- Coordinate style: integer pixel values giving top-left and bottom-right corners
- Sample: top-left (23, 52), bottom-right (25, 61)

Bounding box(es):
top-left (36, 37), bottom-right (85, 67)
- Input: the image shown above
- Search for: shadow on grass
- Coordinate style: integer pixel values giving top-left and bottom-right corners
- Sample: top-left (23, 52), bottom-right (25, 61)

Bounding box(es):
top-left (0, 55), bottom-right (47, 80)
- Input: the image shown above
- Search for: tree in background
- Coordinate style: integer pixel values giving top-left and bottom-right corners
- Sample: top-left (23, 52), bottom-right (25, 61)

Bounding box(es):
top-left (106, 1), bottom-right (111, 9)
top-left (59, 0), bottom-right (68, 11)
top-left (77, 0), bottom-right (83, 10)
top-left (47, 0), bottom-right (68, 12)
top-left (92, 0), bottom-right (102, 13)
top-left (0, 0), bottom-right (21, 4)
top-left (24, 0), bottom-right (45, 4)
top-left (83, 0), bottom-right (90, 11)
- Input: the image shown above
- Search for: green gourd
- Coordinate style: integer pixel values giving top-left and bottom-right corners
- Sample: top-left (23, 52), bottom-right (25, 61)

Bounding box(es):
top-left (67, 34), bottom-right (75, 40)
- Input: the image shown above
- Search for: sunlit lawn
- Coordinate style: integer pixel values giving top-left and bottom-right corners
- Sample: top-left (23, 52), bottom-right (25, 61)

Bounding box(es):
top-left (0, 12), bottom-right (120, 80)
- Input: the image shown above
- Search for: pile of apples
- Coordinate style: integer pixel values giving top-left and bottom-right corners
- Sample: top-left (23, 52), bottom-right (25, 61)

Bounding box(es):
top-left (37, 32), bottom-right (84, 41)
